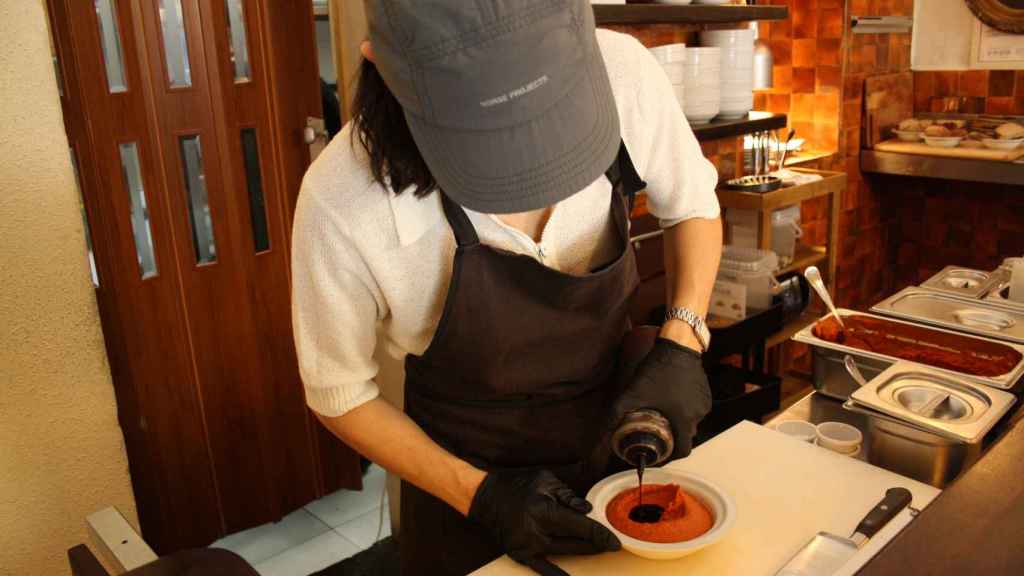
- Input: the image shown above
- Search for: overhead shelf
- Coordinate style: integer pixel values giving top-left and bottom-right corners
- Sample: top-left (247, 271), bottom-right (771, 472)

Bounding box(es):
top-left (693, 112), bottom-right (787, 142)
top-left (594, 3), bottom-right (789, 25)
top-left (860, 150), bottom-right (1024, 186)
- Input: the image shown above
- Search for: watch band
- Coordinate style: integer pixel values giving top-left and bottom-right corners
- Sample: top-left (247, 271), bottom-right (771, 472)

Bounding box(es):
top-left (664, 306), bottom-right (711, 353)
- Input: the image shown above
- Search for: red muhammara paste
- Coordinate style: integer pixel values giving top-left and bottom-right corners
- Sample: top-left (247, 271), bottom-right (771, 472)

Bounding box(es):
top-left (606, 484), bottom-right (714, 543)
top-left (813, 314), bottom-right (1022, 377)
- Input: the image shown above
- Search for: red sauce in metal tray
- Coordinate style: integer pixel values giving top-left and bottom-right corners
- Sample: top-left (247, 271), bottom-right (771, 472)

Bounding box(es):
top-left (606, 484), bottom-right (714, 544)
top-left (812, 314), bottom-right (1022, 377)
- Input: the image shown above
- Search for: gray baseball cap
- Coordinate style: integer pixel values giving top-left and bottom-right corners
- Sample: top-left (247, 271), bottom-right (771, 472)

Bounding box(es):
top-left (364, 0), bottom-right (621, 214)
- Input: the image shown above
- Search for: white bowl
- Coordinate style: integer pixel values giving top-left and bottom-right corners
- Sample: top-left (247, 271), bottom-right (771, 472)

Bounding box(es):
top-left (586, 468), bottom-right (737, 560)
top-left (983, 138), bottom-right (1023, 150)
top-left (893, 129), bottom-right (923, 142)
top-left (660, 61), bottom-right (686, 84)
top-left (701, 29), bottom-right (755, 43)
top-left (672, 84), bottom-right (686, 108)
top-left (650, 43), bottom-right (688, 64)
top-left (816, 422), bottom-right (863, 453)
top-left (923, 136), bottom-right (963, 148)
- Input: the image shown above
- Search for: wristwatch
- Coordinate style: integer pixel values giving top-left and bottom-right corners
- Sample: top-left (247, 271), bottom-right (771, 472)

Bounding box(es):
top-left (664, 307), bottom-right (711, 353)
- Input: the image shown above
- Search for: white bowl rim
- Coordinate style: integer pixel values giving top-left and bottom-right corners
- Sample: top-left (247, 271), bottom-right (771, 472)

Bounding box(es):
top-left (982, 137), bottom-right (1024, 145)
top-left (923, 135), bottom-right (963, 142)
top-left (586, 468), bottom-right (737, 554)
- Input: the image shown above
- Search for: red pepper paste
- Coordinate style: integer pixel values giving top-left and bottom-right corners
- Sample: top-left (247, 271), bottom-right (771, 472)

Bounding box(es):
top-left (606, 484), bottom-right (714, 543)
top-left (813, 314), bottom-right (1022, 377)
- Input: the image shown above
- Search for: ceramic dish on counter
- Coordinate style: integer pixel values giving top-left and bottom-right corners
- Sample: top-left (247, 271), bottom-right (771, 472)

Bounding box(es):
top-left (923, 136), bottom-right (963, 148)
top-left (586, 468), bottom-right (736, 560)
top-left (892, 129), bottom-right (923, 142)
top-left (982, 138), bottom-right (1024, 150)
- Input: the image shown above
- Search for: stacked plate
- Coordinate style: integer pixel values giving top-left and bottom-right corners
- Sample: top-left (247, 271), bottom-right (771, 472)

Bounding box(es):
top-left (649, 43), bottom-right (687, 113)
top-left (682, 47), bottom-right (721, 124)
top-left (700, 29), bottom-right (755, 119)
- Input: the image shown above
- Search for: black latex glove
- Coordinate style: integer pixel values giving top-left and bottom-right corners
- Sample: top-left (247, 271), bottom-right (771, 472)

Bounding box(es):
top-left (611, 338), bottom-right (713, 461)
top-left (468, 469), bottom-right (621, 576)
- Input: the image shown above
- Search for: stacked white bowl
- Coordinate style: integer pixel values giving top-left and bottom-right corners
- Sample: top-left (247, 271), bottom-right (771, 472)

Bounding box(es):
top-left (682, 46), bottom-right (721, 125)
top-left (700, 29), bottom-right (755, 119)
top-left (649, 43), bottom-right (687, 113)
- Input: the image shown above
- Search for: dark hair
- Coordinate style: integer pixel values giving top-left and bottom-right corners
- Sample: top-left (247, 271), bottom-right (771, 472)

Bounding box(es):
top-left (351, 59), bottom-right (438, 197)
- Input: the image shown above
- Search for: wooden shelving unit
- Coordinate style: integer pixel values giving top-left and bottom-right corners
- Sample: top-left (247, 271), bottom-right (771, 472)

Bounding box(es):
top-left (693, 112), bottom-right (787, 143)
top-left (717, 168), bottom-right (846, 350)
top-left (593, 3), bottom-right (789, 25)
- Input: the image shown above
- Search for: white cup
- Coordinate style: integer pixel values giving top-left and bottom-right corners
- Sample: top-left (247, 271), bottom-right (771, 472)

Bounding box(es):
top-left (660, 61), bottom-right (686, 85)
top-left (816, 422), bottom-right (863, 454)
top-left (774, 420), bottom-right (817, 443)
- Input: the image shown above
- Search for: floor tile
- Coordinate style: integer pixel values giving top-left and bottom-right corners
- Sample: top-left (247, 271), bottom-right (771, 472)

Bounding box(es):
top-left (210, 508), bottom-right (331, 565)
top-left (305, 465), bottom-right (388, 527)
top-left (334, 506), bottom-right (392, 550)
top-left (254, 531), bottom-right (360, 576)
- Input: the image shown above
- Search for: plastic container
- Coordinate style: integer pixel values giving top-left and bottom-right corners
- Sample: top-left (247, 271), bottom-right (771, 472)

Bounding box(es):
top-left (718, 246), bottom-right (780, 310)
top-left (774, 420), bottom-right (817, 443)
top-left (771, 205), bottom-right (803, 267)
top-left (815, 422), bottom-right (863, 454)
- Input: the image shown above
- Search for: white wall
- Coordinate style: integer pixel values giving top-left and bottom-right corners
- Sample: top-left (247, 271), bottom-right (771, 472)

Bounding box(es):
top-left (0, 2), bottom-right (139, 574)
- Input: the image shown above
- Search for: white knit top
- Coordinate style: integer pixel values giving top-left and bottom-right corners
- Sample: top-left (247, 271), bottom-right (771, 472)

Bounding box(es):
top-left (292, 29), bottom-right (721, 417)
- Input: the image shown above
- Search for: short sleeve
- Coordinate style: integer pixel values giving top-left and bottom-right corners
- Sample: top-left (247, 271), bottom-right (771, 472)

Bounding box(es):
top-left (291, 188), bottom-right (387, 417)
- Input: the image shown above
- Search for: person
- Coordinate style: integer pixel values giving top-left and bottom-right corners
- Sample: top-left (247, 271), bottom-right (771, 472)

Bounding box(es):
top-left (291, 1), bottom-right (722, 574)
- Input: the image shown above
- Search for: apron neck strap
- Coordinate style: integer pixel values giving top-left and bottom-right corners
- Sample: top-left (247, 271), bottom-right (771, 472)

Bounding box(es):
top-left (605, 140), bottom-right (647, 215)
top-left (441, 193), bottom-right (481, 247)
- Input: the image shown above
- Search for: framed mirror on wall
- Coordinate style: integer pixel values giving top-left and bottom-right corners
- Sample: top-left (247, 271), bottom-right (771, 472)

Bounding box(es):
top-left (965, 0), bottom-right (1024, 34)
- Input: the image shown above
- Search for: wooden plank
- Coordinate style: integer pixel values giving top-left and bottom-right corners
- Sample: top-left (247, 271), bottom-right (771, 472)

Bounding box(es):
top-left (861, 150), bottom-right (1024, 186)
top-left (874, 139), bottom-right (1024, 161)
top-left (715, 170), bottom-right (847, 212)
top-left (864, 72), bottom-right (913, 148)
top-left (692, 112), bottom-right (788, 142)
top-left (593, 4), bottom-right (788, 25)
top-left (87, 507), bottom-right (158, 574)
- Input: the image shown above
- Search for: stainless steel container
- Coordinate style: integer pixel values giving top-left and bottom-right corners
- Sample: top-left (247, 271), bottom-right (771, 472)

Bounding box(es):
top-left (842, 401), bottom-right (981, 488)
top-left (920, 266), bottom-right (1002, 299)
top-left (872, 287), bottom-right (1024, 344)
top-left (793, 309), bottom-right (1024, 397)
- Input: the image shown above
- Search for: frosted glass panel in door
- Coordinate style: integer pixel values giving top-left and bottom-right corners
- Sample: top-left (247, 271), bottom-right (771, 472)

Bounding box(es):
top-left (225, 0), bottom-right (252, 82)
top-left (159, 0), bottom-right (192, 88)
top-left (180, 136), bottom-right (218, 264)
top-left (94, 0), bottom-right (127, 93)
top-left (119, 143), bottom-right (158, 279)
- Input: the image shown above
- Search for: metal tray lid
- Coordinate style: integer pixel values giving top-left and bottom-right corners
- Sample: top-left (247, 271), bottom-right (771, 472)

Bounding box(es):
top-left (792, 309), bottom-right (1024, 390)
top-left (848, 362), bottom-right (1016, 444)
top-left (872, 287), bottom-right (1024, 345)
top-left (920, 266), bottom-right (1000, 299)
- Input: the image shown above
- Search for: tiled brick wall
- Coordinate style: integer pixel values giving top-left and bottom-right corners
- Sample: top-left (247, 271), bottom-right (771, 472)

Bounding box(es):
top-left (752, 0), bottom-right (847, 153)
top-left (913, 70), bottom-right (1024, 115)
top-left (827, 0), bottom-right (915, 309)
top-left (891, 181), bottom-right (1024, 289)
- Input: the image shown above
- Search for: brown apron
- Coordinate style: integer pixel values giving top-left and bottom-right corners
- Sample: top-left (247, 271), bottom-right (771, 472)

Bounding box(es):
top-left (400, 142), bottom-right (645, 576)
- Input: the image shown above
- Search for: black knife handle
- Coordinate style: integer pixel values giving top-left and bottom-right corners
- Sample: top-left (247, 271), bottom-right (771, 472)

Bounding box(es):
top-left (853, 487), bottom-right (913, 539)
